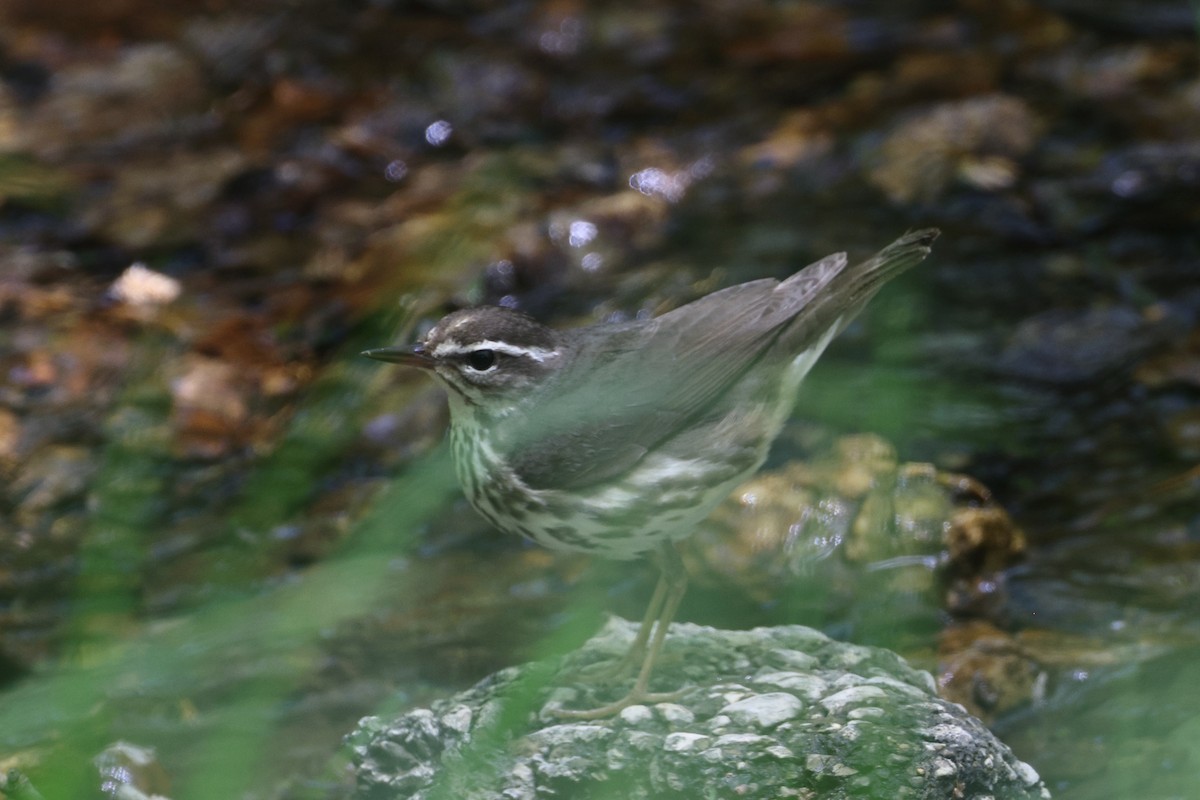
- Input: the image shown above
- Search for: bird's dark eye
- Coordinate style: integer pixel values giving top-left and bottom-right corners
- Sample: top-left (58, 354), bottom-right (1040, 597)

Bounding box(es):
top-left (465, 349), bottom-right (497, 371)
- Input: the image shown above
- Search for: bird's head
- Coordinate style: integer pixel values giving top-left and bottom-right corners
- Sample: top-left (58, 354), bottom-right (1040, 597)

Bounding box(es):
top-left (365, 306), bottom-right (564, 413)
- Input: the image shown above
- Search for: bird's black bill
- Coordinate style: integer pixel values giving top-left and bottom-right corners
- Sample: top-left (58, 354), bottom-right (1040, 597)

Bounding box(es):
top-left (362, 345), bottom-right (435, 368)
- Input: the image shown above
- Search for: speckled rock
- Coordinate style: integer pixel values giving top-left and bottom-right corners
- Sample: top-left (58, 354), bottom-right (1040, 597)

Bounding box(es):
top-left (347, 619), bottom-right (1049, 800)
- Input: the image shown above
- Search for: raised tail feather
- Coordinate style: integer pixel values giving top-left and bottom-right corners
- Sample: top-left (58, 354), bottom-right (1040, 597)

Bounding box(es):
top-left (776, 227), bottom-right (940, 353)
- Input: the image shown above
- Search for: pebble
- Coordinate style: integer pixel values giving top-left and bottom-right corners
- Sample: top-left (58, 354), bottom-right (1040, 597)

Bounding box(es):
top-left (713, 733), bottom-right (772, 748)
top-left (820, 685), bottom-right (888, 714)
top-left (753, 671), bottom-right (829, 699)
top-left (1015, 759), bottom-right (1043, 786)
top-left (718, 693), bottom-right (804, 728)
top-left (767, 647), bottom-right (822, 671)
top-left (663, 732), bottom-right (711, 752)
top-left (931, 757), bottom-right (957, 777)
top-left (654, 702), bottom-right (695, 726)
top-left (441, 705), bottom-right (472, 734)
top-left (618, 704), bottom-right (652, 725)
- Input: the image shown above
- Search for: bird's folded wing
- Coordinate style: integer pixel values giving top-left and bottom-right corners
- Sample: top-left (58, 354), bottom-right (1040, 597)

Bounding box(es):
top-left (507, 228), bottom-right (937, 492)
top-left (508, 256), bottom-right (850, 491)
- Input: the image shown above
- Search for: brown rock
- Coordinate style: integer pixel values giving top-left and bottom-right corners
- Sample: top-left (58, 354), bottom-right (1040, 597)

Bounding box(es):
top-left (938, 620), bottom-right (1040, 721)
top-left (868, 95), bottom-right (1040, 203)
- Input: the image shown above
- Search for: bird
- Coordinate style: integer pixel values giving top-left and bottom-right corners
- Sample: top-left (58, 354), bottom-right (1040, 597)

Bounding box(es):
top-left (365, 228), bottom-right (939, 718)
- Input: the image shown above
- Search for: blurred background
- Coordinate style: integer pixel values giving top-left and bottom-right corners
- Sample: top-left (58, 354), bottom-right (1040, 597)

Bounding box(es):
top-left (0, 1), bottom-right (1197, 798)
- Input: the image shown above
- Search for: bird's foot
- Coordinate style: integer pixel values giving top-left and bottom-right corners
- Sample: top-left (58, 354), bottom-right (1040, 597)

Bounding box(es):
top-left (572, 645), bottom-right (645, 684)
top-left (547, 686), bottom-right (689, 720)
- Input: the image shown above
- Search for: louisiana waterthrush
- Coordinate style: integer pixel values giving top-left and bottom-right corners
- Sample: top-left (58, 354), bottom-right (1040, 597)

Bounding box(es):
top-left (366, 228), bottom-right (939, 717)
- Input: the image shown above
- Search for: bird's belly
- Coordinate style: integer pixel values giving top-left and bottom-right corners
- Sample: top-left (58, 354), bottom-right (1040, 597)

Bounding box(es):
top-left (454, 428), bottom-right (766, 559)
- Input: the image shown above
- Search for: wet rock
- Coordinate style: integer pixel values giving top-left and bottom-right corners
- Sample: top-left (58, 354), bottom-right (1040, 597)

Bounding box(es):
top-left (0, 407), bottom-right (20, 471)
top-left (22, 43), bottom-right (209, 159)
top-left (1032, 142), bottom-right (1200, 236)
top-left (1162, 407), bottom-right (1200, 458)
top-left (868, 95), bottom-right (1040, 204)
top-left (0, 770), bottom-right (45, 800)
top-left (699, 434), bottom-right (954, 600)
top-left (738, 109), bottom-right (836, 171)
top-left (83, 149), bottom-right (246, 250)
top-left (1020, 41), bottom-right (1190, 103)
top-left (545, 188), bottom-right (671, 281)
top-left (8, 444), bottom-right (97, 522)
top-left (959, 0), bottom-right (1074, 52)
top-left (347, 619), bottom-right (1049, 800)
top-left (996, 305), bottom-right (1180, 384)
top-left (94, 741), bottom-right (173, 800)
top-left (1037, 0), bottom-right (1200, 36)
top-left (693, 437), bottom-right (1028, 661)
top-left (0, 149), bottom-right (76, 208)
top-left (238, 77), bottom-right (351, 153)
top-left (943, 505), bottom-right (1027, 619)
top-left (886, 50), bottom-right (1002, 99)
top-left (426, 53), bottom-right (546, 144)
top-left (181, 14), bottom-right (279, 86)
top-left (721, 4), bottom-right (852, 65)
top-left (937, 621), bottom-right (1041, 722)
top-left (109, 264), bottom-right (182, 310)
top-left (0, 0), bottom-right (196, 39)
top-left (360, 384), bottom-right (449, 468)
top-left (169, 356), bottom-right (249, 460)
top-left (1136, 327), bottom-right (1200, 390)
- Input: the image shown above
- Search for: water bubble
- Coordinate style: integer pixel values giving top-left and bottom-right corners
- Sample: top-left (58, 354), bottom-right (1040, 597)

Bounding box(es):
top-left (384, 160), bottom-right (408, 182)
top-left (1111, 169), bottom-right (1144, 198)
top-left (568, 219), bottom-right (598, 247)
top-left (489, 259), bottom-right (514, 278)
top-left (630, 167), bottom-right (688, 202)
top-left (539, 18), bottom-right (583, 55)
top-left (276, 160), bottom-right (303, 184)
top-left (425, 120), bottom-right (453, 146)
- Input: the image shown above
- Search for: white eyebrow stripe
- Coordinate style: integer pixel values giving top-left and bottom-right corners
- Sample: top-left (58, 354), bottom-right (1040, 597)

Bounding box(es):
top-left (432, 340), bottom-right (560, 362)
